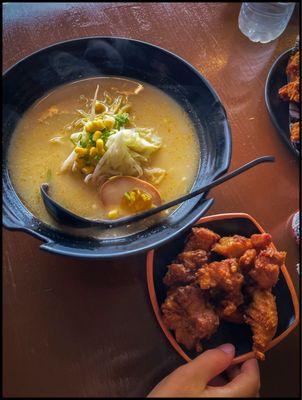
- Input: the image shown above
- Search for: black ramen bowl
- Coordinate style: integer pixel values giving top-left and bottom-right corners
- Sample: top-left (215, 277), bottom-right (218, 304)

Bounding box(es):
top-left (3, 37), bottom-right (231, 258)
top-left (265, 48), bottom-right (300, 158)
top-left (147, 213), bottom-right (299, 364)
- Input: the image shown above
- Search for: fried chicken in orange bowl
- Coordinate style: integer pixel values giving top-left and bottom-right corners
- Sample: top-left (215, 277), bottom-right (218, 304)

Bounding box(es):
top-left (147, 213), bottom-right (299, 364)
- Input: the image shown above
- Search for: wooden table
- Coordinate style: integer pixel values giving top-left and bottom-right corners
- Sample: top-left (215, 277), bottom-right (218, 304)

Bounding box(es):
top-left (3, 3), bottom-right (300, 398)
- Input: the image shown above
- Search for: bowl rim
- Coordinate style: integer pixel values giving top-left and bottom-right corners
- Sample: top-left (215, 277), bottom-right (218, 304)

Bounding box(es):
top-left (146, 212), bottom-right (300, 365)
top-left (3, 36), bottom-right (232, 258)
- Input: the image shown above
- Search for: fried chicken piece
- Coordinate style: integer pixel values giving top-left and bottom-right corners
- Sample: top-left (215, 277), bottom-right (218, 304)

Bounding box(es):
top-left (250, 233), bottom-right (272, 250)
top-left (279, 77), bottom-right (300, 103)
top-left (184, 227), bottom-right (220, 252)
top-left (244, 288), bottom-right (278, 361)
top-left (290, 121), bottom-right (300, 143)
top-left (212, 235), bottom-right (252, 258)
top-left (197, 259), bottom-right (244, 316)
top-left (217, 305), bottom-right (245, 324)
top-left (161, 285), bottom-right (219, 351)
top-left (163, 250), bottom-right (208, 287)
top-left (239, 249), bottom-right (257, 273)
top-left (178, 249), bottom-right (208, 269)
top-left (286, 50), bottom-right (299, 82)
top-left (249, 247), bottom-right (286, 289)
top-left (163, 263), bottom-right (196, 287)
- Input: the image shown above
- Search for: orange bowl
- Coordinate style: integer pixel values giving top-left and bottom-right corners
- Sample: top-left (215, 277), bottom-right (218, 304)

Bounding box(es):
top-left (146, 213), bottom-right (299, 364)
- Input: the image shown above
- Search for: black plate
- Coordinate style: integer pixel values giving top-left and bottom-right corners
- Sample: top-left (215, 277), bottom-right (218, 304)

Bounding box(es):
top-left (150, 215), bottom-right (298, 360)
top-left (265, 48), bottom-right (300, 158)
top-left (3, 37), bottom-right (231, 258)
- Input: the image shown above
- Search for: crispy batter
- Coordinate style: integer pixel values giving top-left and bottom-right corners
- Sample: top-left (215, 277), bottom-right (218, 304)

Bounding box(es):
top-left (161, 226), bottom-right (284, 360)
top-left (250, 233), bottom-right (272, 250)
top-left (197, 259), bottom-right (244, 316)
top-left (249, 247), bottom-right (286, 289)
top-left (290, 121), bottom-right (300, 143)
top-left (212, 235), bottom-right (252, 258)
top-left (239, 248), bottom-right (257, 273)
top-left (278, 77), bottom-right (300, 103)
top-left (163, 250), bottom-right (208, 287)
top-left (163, 263), bottom-right (196, 287)
top-left (244, 288), bottom-right (278, 361)
top-left (219, 307), bottom-right (245, 324)
top-left (286, 50), bottom-right (300, 82)
top-left (161, 285), bottom-right (219, 351)
top-left (178, 249), bottom-right (208, 269)
top-left (184, 227), bottom-right (220, 252)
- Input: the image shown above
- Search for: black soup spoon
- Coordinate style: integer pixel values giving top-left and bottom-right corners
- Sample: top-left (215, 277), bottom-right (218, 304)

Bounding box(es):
top-left (41, 155), bottom-right (275, 228)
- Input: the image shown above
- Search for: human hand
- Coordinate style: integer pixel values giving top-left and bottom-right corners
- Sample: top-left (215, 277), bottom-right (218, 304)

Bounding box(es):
top-left (147, 344), bottom-right (260, 398)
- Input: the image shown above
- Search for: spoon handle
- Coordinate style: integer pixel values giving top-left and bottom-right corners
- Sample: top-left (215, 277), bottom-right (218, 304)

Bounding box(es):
top-left (109, 155), bottom-right (275, 226)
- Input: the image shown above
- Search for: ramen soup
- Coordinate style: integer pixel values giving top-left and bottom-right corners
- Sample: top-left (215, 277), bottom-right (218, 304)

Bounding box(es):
top-left (8, 77), bottom-right (200, 236)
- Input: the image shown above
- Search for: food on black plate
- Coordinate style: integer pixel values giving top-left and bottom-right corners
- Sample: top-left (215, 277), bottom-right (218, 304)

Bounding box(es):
top-left (278, 77), bottom-right (299, 103)
top-left (278, 48), bottom-right (300, 145)
top-left (161, 227), bottom-right (286, 360)
top-left (244, 287), bottom-right (278, 361)
top-left (161, 285), bottom-right (219, 352)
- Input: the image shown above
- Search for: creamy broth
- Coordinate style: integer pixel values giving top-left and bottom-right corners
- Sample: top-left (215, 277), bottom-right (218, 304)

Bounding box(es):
top-left (8, 77), bottom-right (199, 236)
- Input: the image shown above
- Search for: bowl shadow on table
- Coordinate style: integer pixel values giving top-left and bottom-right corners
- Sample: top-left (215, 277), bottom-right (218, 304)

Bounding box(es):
top-left (151, 217), bottom-right (297, 360)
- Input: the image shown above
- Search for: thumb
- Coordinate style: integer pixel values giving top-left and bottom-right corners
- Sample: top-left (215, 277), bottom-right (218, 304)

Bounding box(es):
top-left (178, 343), bottom-right (235, 386)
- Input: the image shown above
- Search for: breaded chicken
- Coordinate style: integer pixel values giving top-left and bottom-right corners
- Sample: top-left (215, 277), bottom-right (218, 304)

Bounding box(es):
top-left (250, 233), bottom-right (272, 250)
top-left (278, 77), bottom-right (299, 103)
top-left (161, 285), bottom-right (219, 351)
top-left (163, 250), bottom-right (208, 287)
top-left (239, 249), bottom-right (257, 273)
top-left (249, 247), bottom-right (286, 289)
top-left (212, 235), bottom-right (252, 258)
top-left (178, 249), bottom-right (208, 269)
top-left (290, 121), bottom-right (300, 143)
top-left (286, 50), bottom-right (300, 82)
top-left (197, 259), bottom-right (244, 317)
top-left (244, 288), bottom-right (278, 361)
top-left (163, 263), bottom-right (196, 287)
top-left (161, 226), bottom-right (284, 360)
top-left (218, 307), bottom-right (245, 324)
top-left (184, 227), bottom-right (220, 252)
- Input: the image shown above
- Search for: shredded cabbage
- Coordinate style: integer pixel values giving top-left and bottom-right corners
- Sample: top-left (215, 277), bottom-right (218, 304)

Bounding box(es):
top-left (91, 128), bottom-right (163, 184)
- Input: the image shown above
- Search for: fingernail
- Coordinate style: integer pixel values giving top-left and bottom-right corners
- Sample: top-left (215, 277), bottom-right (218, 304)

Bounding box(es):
top-left (218, 343), bottom-right (235, 355)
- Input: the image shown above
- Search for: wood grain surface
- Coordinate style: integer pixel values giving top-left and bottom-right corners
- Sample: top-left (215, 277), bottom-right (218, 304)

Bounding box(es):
top-left (3, 3), bottom-right (300, 398)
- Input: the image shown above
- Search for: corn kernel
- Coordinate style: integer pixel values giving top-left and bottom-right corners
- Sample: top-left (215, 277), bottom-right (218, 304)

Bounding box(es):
top-left (81, 166), bottom-right (94, 175)
top-left (107, 209), bottom-right (119, 219)
top-left (89, 146), bottom-right (98, 156)
top-left (96, 138), bottom-right (104, 154)
top-left (74, 147), bottom-right (88, 156)
top-left (93, 130), bottom-right (102, 141)
top-left (94, 119), bottom-right (105, 130)
top-left (85, 121), bottom-right (95, 133)
top-left (103, 115), bottom-right (115, 129)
